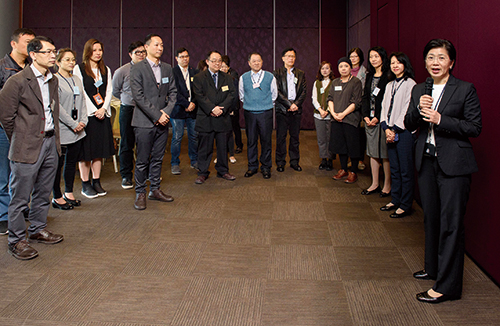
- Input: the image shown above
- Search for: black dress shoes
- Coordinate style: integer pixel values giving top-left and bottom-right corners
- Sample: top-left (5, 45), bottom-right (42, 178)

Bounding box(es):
top-left (277, 165), bottom-right (285, 172)
top-left (390, 209), bottom-right (412, 218)
top-left (319, 159), bottom-right (328, 170)
top-left (52, 199), bottom-right (73, 210)
top-left (262, 170), bottom-right (271, 179)
top-left (244, 169), bottom-right (258, 178)
top-left (413, 270), bottom-right (436, 280)
top-left (380, 191), bottom-right (391, 198)
top-left (361, 186), bottom-right (381, 195)
top-left (416, 291), bottom-right (460, 304)
top-left (63, 194), bottom-right (81, 207)
top-left (380, 203), bottom-right (397, 211)
top-left (290, 164), bottom-right (302, 171)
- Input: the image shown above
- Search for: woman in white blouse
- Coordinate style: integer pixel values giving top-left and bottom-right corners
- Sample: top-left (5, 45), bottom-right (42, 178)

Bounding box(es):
top-left (74, 39), bottom-right (114, 198)
top-left (312, 61), bottom-right (335, 170)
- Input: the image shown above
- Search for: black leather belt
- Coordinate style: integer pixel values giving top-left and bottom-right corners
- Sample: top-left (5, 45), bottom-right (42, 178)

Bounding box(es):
top-left (44, 129), bottom-right (55, 138)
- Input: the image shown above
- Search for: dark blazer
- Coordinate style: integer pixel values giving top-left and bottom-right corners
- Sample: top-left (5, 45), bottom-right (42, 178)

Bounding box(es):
top-left (171, 65), bottom-right (198, 119)
top-left (192, 69), bottom-right (235, 133)
top-left (361, 72), bottom-right (389, 119)
top-left (273, 66), bottom-right (307, 115)
top-left (404, 74), bottom-right (482, 176)
top-left (0, 66), bottom-right (61, 163)
top-left (130, 59), bottom-right (177, 128)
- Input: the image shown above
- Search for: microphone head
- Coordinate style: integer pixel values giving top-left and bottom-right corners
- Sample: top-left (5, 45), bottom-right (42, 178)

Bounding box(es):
top-left (424, 77), bottom-right (434, 95)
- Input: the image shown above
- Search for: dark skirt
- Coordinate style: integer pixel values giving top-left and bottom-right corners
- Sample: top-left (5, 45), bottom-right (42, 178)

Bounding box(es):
top-left (82, 116), bottom-right (114, 161)
top-left (330, 120), bottom-right (362, 158)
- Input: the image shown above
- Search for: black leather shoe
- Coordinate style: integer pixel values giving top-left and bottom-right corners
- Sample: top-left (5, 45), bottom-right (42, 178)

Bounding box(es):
top-left (235, 147), bottom-right (243, 154)
top-left (380, 191), bottom-right (391, 198)
top-left (244, 169), bottom-right (258, 178)
top-left (52, 199), bottom-right (73, 210)
top-left (416, 291), bottom-right (460, 304)
top-left (413, 270), bottom-right (436, 280)
top-left (390, 209), bottom-right (412, 218)
top-left (277, 165), bottom-right (285, 172)
top-left (319, 159), bottom-right (327, 170)
top-left (380, 203), bottom-right (397, 211)
top-left (290, 164), bottom-right (302, 171)
top-left (361, 186), bottom-right (381, 195)
top-left (63, 194), bottom-right (81, 207)
top-left (262, 170), bottom-right (271, 179)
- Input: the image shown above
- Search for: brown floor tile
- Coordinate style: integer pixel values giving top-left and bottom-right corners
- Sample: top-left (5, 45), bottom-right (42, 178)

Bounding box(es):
top-left (323, 202), bottom-right (380, 222)
top-left (192, 244), bottom-right (269, 279)
top-left (329, 221), bottom-right (395, 247)
top-left (382, 222), bottom-right (425, 247)
top-left (261, 280), bottom-right (353, 326)
top-left (85, 275), bottom-right (190, 324)
top-left (149, 219), bottom-right (217, 242)
top-left (268, 245), bottom-right (341, 280)
top-left (271, 221), bottom-right (332, 246)
top-left (320, 187), bottom-right (368, 202)
top-left (275, 173), bottom-right (318, 187)
top-left (274, 186), bottom-right (321, 202)
top-left (210, 219), bottom-right (272, 245)
top-left (273, 201), bottom-right (326, 221)
top-left (221, 199), bottom-right (274, 220)
top-left (336, 247), bottom-right (413, 281)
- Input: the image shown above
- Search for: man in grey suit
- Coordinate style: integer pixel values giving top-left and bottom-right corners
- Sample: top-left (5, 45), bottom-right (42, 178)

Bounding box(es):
top-left (0, 36), bottom-right (64, 260)
top-left (130, 34), bottom-right (177, 210)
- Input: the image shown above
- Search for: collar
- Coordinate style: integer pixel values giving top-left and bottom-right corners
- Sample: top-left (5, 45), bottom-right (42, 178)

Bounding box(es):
top-left (208, 68), bottom-right (218, 76)
top-left (251, 69), bottom-right (262, 77)
top-left (30, 64), bottom-right (53, 82)
top-left (146, 57), bottom-right (161, 68)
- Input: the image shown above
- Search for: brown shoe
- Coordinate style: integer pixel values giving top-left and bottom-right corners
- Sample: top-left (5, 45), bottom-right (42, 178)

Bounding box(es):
top-left (28, 229), bottom-right (64, 244)
top-left (332, 169), bottom-right (348, 180)
top-left (8, 240), bottom-right (38, 260)
top-left (345, 172), bottom-right (358, 184)
top-left (217, 173), bottom-right (236, 181)
top-left (148, 189), bottom-right (174, 202)
top-left (195, 175), bottom-right (208, 184)
top-left (134, 192), bottom-right (147, 210)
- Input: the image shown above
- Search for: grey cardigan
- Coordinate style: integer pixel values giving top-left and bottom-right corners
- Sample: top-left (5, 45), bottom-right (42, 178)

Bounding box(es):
top-left (56, 73), bottom-right (87, 145)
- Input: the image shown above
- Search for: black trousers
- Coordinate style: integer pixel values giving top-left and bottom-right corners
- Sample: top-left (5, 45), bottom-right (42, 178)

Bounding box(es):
top-left (230, 108), bottom-right (243, 150)
top-left (275, 112), bottom-right (301, 166)
top-left (244, 109), bottom-right (273, 172)
top-left (134, 125), bottom-right (168, 194)
top-left (197, 131), bottom-right (230, 177)
top-left (119, 104), bottom-right (136, 180)
top-left (53, 138), bottom-right (84, 198)
top-left (419, 155), bottom-right (471, 297)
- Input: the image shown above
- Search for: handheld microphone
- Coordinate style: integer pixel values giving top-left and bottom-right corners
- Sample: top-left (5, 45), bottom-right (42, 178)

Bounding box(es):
top-left (424, 77), bottom-right (434, 96)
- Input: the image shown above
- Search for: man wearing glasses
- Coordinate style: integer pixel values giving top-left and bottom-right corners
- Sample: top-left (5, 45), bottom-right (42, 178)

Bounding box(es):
top-left (0, 36), bottom-right (64, 260)
top-left (192, 51), bottom-right (236, 184)
top-left (112, 41), bottom-right (146, 189)
top-left (170, 47), bottom-right (198, 175)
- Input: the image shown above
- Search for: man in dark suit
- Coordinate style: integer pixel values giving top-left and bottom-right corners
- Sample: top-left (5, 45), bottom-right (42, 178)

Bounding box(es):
top-left (170, 47), bottom-right (198, 175)
top-left (274, 47), bottom-right (307, 172)
top-left (0, 36), bottom-right (64, 260)
top-left (404, 39), bottom-right (482, 303)
top-left (130, 34), bottom-right (177, 210)
top-left (192, 51), bottom-right (236, 184)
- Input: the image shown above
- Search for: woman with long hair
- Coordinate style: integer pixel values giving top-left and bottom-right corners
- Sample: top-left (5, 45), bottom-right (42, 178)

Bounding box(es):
top-left (73, 39), bottom-right (114, 198)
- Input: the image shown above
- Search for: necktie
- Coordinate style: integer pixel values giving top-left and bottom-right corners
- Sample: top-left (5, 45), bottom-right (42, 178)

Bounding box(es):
top-left (212, 73), bottom-right (217, 88)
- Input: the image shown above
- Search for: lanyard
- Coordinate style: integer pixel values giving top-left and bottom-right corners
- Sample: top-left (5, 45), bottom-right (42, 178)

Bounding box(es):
top-left (58, 72), bottom-right (77, 109)
top-left (426, 83), bottom-right (447, 143)
top-left (387, 79), bottom-right (406, 124)
top-left (251, 70), bottom-right (264, 85)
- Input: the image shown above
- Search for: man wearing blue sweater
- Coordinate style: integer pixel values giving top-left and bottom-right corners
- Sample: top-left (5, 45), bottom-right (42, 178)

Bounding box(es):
top-left (239, 52), bottom-right (277, 179)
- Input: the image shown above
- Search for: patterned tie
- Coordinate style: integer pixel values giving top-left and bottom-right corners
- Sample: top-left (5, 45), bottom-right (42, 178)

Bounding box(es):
top-left (212, 73), bottom-right (217, 88)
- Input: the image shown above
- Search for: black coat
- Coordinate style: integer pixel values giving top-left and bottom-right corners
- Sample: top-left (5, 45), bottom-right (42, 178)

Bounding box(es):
top-left (273, 66), bottom-right (307, 115)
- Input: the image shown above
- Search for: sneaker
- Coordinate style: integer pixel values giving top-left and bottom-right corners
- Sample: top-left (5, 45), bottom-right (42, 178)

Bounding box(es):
top-left (81, 182), bottom-right (98, 199)
top-left (0, 220), bottom-right (8, 235)
top-left (121, 178), bottom-right (133, 189)
top-left (92, 179), bottom-right (107, 196)
top-left (171, 165), bottom-right (181, 175)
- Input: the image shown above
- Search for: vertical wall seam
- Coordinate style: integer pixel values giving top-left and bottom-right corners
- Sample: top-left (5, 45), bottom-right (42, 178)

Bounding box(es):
top-left (172, 0), bottom-right (175, 64)
top-left (119, 0), bottom-right (123, 66)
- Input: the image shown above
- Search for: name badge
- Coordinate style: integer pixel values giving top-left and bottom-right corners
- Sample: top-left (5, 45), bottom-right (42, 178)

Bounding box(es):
top-left (335, 86), bottom-right (342, 91)
top-left (320, 87), bottom-right (325, 94)
top-left (73, 86), bottom-right (80, 95)
top-left (221, 85), bottom-right (229, 92)
top-left (191, 77), bottom-right (194, 82)
top-left (93, 93), bottom-right (104, 105)
top-left (372, 87), bottom-right (380, 96)
top-left (162, 77), bottom-right (169, 84)
top-left (253, 83), bottom-right (260, 89)
top-left (294, 77), bottom-right (298, 84)
top-left (94, 79), bottom-right (103, 88)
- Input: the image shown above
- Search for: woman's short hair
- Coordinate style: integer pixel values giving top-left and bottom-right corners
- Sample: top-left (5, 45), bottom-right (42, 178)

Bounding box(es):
top-left (348, 47), bottom-right (364, 66)
top-left (423, 38), bottom-right (456, 71)
top-left (56, 48), bottom-right (76, 62)
top-left (388, 52), bottom-right (415, 81)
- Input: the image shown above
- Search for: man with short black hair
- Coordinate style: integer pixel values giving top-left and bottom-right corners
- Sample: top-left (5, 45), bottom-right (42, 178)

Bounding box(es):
top-left (170, 47), bottom-right (198, 175)
top-left (112, 41), bottom-right (146, 189)
top-left (0, 28), bottom-right (35, 236)
top-left (274, 47), bottom-right (307, 172)
top-left (0, 36), bottom-right (64, 260)
top-left (130, 34), bottom-right (177, 210)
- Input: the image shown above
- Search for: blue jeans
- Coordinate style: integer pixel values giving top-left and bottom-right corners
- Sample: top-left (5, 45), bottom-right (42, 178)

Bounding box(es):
top-left (170, 118), bottom-right (198, 166)
top-left (0, 127), bottom-right (10, 222)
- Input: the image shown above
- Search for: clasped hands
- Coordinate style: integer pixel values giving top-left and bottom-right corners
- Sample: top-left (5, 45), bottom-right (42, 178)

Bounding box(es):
top-left (156, 110), bottom-right (170, 126)
top-left (211, 106), bottom-right (224, 117)
top-left (287, 103), bottom-right (299, 112)
top-left (364, 117), bottom-right (379, 127)
top-left (419, 95), bottom-right (441, 125)
top-left (385, 129), bottom-right (396, 143)
top-left (185, 102), bottom-right (196, 112)
top-left (94, 108), bottom-right (106, 120)
top-left (73, 122), bottom-right (86, 133)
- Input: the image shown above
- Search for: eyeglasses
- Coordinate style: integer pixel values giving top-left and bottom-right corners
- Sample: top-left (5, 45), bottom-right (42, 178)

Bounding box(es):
top-left (133, 50), bottom-right (146, 55)
top-left (426, 55), bottom-right (449, 63)
top-left (209, 59), bottom-right (222, 63)
top-left (284, 55), bottom-right (296, 58)
top-left (61, 58), bottom-right (76, 62)
top-left (177, 55), bottom-right (189, 59)
top-left (36, 49), bottom-right (57, 55)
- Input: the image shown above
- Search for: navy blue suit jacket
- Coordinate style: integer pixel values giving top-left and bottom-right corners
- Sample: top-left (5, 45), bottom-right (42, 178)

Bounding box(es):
top-left (171, 65), bottom-right (198, 119)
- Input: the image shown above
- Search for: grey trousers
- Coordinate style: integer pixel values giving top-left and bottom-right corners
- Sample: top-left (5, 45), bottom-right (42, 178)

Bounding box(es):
top-left (314, 118), bottom-right (333, 159)
top-left (8, 136), bottom-right (58, 244)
